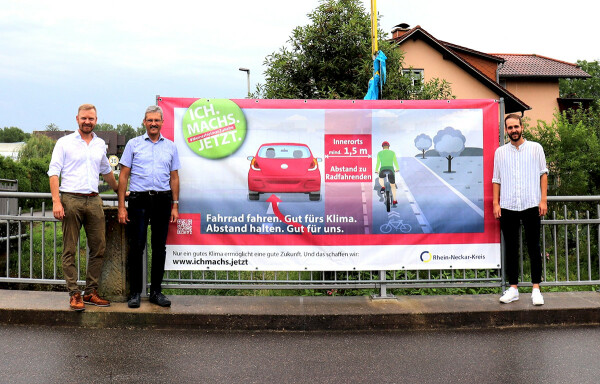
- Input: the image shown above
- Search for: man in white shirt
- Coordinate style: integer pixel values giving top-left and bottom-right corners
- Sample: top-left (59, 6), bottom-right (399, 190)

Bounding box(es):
top-left (48, 104), bottom-right (118, 311)
top-left (492, 113), bottom-right (548, 306)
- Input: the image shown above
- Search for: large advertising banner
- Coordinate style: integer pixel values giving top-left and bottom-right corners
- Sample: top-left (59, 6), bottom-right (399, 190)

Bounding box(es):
top-left (158, 97), bottom-right (501, 271)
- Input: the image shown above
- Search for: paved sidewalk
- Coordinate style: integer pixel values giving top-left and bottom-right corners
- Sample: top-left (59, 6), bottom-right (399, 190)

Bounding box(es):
top-left (1, 290), bottom-right (599, 331)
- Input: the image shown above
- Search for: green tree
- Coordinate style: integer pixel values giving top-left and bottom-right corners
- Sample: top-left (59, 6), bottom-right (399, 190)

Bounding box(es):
top-left (22, 158), bottom-right (52, 193)
top-left (45, 123), bottom-right (60, 131)
top-left (559, 60), bottom-right (600, 108)
top-left (136, 124), bottom-right (146, 136)
top-left (18, 134), bottom-right (56, 162)
top-left (254, 0), bottom-right (453, 100)
top-left (527, 109), bottom-right (600, 196)
top-left (0, 135), bottom-right (56, 196)
top-left (0, 126), bottom-right (30, 142)
top-left (94, 123), bottom-right (116, 132)
top-left (117, 123), bottom-right (137, 142)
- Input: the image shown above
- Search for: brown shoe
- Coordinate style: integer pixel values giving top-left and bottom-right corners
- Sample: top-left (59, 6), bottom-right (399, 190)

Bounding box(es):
top-left (70, 293), bottom-right (85, 311)
top-left (83, 290), bottom-right (111, 307)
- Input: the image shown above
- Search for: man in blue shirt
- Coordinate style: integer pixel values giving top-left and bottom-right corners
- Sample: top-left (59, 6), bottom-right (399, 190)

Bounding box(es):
top-left (493, 113), bottom-right (548, 306)
top-left (118, 105), bottom-right (180, 308)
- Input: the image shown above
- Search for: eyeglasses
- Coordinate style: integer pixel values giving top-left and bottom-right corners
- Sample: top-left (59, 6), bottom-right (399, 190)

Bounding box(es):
top-left (145, 119), bottom-right (163, 123)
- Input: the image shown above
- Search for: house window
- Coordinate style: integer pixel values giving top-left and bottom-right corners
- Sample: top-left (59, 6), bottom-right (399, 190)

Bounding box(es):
top-left (402, 69), bottom-right (424, 87)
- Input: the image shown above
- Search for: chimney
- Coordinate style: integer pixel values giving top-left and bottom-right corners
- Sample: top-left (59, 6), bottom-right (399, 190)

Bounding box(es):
top-left (391, 23), bottom-right (411, 39)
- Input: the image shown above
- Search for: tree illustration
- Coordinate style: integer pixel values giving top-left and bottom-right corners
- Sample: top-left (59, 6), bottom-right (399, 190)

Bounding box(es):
top-left (433, 126), bottom-right (466, 173)
top-left (414, 133), bottom-right (432, 159)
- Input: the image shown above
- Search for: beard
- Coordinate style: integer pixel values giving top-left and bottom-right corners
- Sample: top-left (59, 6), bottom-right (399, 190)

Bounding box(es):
top-left (509, 131), bottom-right (522, 142)
top-left (79, 123), bottom-right (94, 134)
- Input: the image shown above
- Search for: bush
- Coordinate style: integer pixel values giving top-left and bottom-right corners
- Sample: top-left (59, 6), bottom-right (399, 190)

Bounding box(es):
top-left (0, 156), bottom-right (31, 192)
top-left (527, 108), bottom-right (600, 196)
top-left (0, 137), bottom-right (53, 209)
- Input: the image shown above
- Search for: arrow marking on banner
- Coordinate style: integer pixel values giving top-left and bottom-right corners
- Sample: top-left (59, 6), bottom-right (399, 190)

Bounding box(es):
top-left (266, 194), bottom-right (312, 236)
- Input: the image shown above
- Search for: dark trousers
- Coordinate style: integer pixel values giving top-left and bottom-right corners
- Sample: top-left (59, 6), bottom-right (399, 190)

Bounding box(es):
top-left (127, 192), bottom-right (172, 294)
top-left (500, 207), bottom-right (543, 286)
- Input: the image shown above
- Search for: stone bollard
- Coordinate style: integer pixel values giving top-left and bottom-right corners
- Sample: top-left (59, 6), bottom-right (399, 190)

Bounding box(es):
top-left (98, 206), bottom-right (128, 302)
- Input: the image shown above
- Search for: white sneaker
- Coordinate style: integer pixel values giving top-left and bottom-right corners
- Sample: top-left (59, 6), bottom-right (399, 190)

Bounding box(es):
top-left (531, 288), bottom-right (544, 306)
top-left (499, 287), bottom-right (519, 303)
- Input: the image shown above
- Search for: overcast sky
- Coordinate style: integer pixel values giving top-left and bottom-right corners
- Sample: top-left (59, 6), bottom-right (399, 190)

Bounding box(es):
top-left (1, 0), bottom-right (597, 133)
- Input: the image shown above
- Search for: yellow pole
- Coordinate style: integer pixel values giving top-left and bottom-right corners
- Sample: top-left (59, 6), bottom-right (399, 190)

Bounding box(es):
top-left (371, 0), bottom-right (378, 57)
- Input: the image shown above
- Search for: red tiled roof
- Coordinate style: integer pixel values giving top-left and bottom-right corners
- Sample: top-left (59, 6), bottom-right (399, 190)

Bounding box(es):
top-left (441, 41), bottom-right (504, 63)
top-left (391, 26), bottom-right (530, 113)
top-left (493, 54), bottom-right (590, 78)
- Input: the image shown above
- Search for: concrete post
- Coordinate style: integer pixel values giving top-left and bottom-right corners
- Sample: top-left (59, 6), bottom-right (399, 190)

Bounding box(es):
top-left (98, 206), bottom-right (128, 302)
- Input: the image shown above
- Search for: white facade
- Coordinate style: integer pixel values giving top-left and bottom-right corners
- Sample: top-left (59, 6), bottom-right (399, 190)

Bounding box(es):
top-left (0, 142), bottom-right (25, 160)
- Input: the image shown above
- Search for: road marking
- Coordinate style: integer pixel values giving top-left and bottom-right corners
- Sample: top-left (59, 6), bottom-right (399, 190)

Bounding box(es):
top-left (410, 158), bottom-right (484, 218)
top-left (361, 183), bottom-right (370, 234)
top-left (396, 172), bottom-right (433, 233)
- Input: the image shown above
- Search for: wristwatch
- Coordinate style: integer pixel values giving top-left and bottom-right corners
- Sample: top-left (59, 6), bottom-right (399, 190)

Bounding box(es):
top-left (172, 200), bottom-right (179, 204)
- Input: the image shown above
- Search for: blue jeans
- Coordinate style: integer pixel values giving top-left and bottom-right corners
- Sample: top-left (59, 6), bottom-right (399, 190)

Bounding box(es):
top-left (127, 192), bottom-right (172, 294)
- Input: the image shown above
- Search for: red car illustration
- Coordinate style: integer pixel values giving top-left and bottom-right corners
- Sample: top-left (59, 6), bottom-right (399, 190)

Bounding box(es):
top-left (247, 143), bottom-right (322, 201)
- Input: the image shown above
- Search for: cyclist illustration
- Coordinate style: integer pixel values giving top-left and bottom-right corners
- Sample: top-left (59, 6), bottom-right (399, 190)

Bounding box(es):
top-left (375, 141), bottom-right (399, 208)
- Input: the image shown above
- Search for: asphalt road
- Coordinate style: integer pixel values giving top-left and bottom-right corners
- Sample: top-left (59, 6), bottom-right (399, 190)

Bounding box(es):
top-left (399, 157), bottom-right (484, 233)
top-left (1, 325), bottom-right (599, 384)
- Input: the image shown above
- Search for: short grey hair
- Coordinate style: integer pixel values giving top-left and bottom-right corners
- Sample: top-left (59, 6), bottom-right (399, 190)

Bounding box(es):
top-left (144, 105), bottom-right (163, 120)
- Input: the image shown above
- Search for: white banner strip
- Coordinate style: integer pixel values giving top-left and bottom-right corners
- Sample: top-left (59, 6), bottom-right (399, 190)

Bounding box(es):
top-left (166, 244), bottom-right (500, 271)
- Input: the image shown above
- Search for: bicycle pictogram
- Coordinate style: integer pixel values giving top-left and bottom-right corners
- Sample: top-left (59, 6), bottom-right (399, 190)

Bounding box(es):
top-left (380, 217), bottom-right (412, 233)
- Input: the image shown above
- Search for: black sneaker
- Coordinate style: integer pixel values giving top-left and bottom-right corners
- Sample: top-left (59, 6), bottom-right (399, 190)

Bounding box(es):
top-left (128, 293), bottom-right (141, 308)
top-left (149, 292), bottom-right (171, 307)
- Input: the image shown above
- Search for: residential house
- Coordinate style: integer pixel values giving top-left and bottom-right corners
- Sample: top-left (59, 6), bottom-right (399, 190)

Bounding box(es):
top-left (495, 54), bottom-right (592, 123)
top-left (0, 142), bottom-right (25, 161)
top-left (391, 24), bottom-right (590, 124)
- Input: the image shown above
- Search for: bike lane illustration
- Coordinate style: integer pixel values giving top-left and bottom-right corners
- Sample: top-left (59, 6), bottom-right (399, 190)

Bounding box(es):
top-left (396, 157), bottom-right (484, 234)
top-left (371, 173), bottom-right (421, 235)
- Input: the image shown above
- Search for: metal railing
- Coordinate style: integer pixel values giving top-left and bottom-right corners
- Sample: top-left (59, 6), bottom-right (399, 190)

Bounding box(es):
top-left (1, 192), bottom-right (599, 295)
top-left (538, 196), bottom-right (600, 288)
top-left (0, 192), bottom-right (117, 286)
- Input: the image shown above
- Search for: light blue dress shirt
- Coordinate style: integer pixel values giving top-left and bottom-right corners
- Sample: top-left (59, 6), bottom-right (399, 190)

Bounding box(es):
top-left (119, 133), bottom-right (180, 192)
